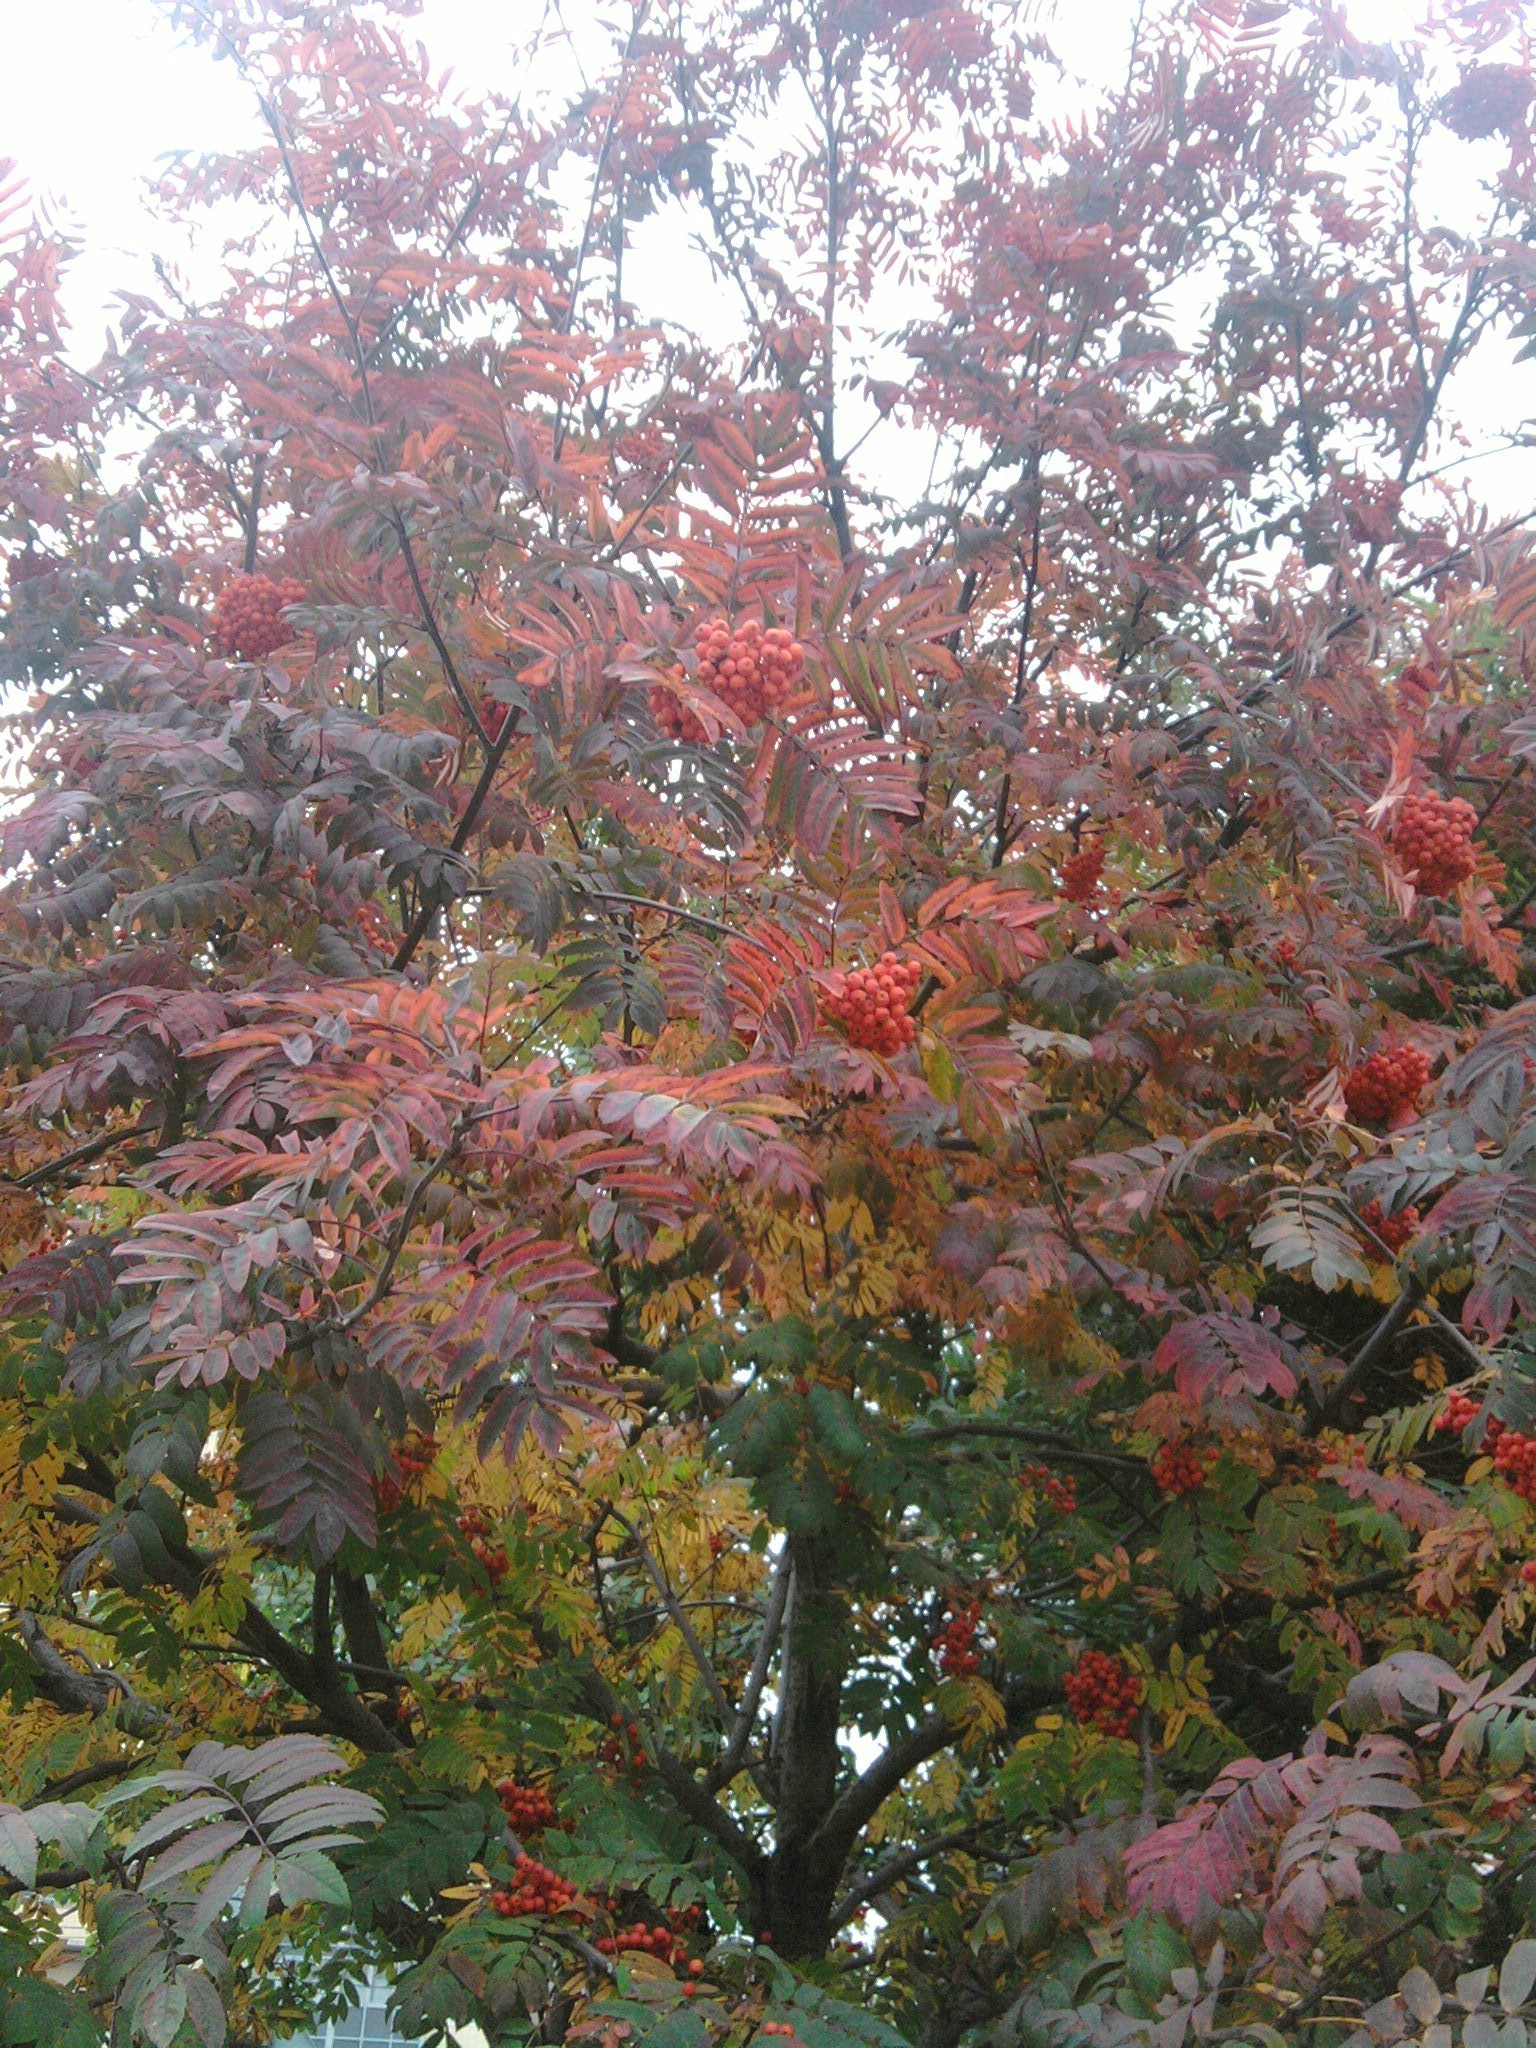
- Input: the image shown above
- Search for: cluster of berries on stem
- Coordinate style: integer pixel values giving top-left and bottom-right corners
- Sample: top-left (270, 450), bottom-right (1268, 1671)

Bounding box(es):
top-left (651, 617), bottom-right (805, 741)
top-left (458, 1504), bottom-right (508, 1582)
top-left (1391, 792), bottom-right (1478, 897)
top-left (1359, 1199), bottom-right (1421, 1254)
top-left (1437, 1395), bottom-right (1536, 1504)
top-left (933, 1599), bottom-right (984, 1677)
top-left (822, 952), bottom-right (923, 1057)
top-left (491, 1852), bottom-right (579, 1918)
top-left (1150, 1442), bottom-right (1210, 1497)
top-left (1342, 1044), bottom-right (1431, 1126)
top-left (496, 1779), bottom-right (560, 1835)
top-left (1020, 1463), bottom-right (1076, 1513)
top-left (1060, 839), bottom-right (1106, 905)
top-left (1487, 1425), bottom-right (1536, 1504)
top-left (600, 1713), bottom-right (649, 1778)
top-left (211, 573), bottom-right (306, 659)
top-left (592, 1897), bottom-right (704, 1976)
top-left (1064, 1650), bottom-right (1143, 1738)
top-left (374, 1431), bottom-right (438, 1514)
top-left (1436, 1389), bottom-right (1483, 1437)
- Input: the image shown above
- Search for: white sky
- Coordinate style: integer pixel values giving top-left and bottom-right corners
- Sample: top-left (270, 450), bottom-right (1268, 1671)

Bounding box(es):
top-left (1, 0), bottom-right (1438, 316)
top-left (2, 0), bottom-right (1531, 516)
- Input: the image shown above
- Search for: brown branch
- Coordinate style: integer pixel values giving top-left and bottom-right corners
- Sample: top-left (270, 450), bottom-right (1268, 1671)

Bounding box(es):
top-left (705, 1543), bottom-right (792, 1795)
top-left (16, 1613), bottom-right (166, 1737)
top-left (608, 1509), bottom-right (735, 1732)
top-left (910, 1418), bottom-right (1144, 1474)
top-left (1311, 1282), bottom-right (1424, 1433)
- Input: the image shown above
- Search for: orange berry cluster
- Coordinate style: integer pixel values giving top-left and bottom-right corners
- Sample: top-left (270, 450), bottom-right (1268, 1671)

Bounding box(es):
top-left (1342, 1044), bottom-right (1431, 1125)
top-left (374, 1431), bottom-right (438, 1514)
top-left (1392, 792), bottom-right (1478, 896)
top-left (458, 1505), bottom-right (509, 1582)
top-left (1020, 1463), bottom-right (1076, 1513)
top-left (1150, 1442), bottom-right (1209, 1496)
top-left (651, 617), bottom-right (805, 741)
top-left (600, 1713), bottom-right (649, 1777)
top-left (762, 2026), bottom-right (800, 2038)
top-left (496, 1779), bottom-right (557, 1835)
top-left (1060, 840), bottom-right (1106, 905)
top-left (1064, 1650), bottom-right (1142, 1738)
top-left (822, 952), bottom-right (923, 1056)
top-left (211, 573), bottom-right (306, 659)
top-left (1359, 1199), bottom-right (1420, 1253)
top-left (491, 1851), bottom-right (579, 1917)
top-left (933, 1600), bottom-right (983, 1676)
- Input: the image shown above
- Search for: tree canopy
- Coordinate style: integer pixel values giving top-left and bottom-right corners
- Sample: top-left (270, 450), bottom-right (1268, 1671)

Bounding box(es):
top-left (4, 1), bottom-right (1536, 2044)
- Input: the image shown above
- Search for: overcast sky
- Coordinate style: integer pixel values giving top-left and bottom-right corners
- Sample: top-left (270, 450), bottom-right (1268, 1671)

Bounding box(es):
top-left (3, 0), bottom-right (1531, 519)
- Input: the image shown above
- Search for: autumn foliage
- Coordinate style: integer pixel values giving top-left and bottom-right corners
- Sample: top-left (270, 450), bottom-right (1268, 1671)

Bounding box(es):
top-left (4, 1), bottom-right (1536, 2046)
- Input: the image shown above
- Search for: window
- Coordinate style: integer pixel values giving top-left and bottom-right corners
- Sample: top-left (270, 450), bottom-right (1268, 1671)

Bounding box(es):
top-left (276, 1973), bottom-right (425, 2048)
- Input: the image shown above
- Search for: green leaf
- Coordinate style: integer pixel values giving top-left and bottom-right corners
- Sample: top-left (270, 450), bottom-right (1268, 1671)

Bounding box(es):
top-left (275, 1849), bottom-right (350, 1908)
top-left (1124, 1912), bottom-right (1194, 2005)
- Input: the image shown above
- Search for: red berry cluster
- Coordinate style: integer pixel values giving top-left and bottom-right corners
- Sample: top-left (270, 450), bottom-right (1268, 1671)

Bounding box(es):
top-left (822, 952), bottom-right (923, 1056)
top-left (211, 573), bottom-right (306, 659)
top-left (1359, 1199), bottom-right (1421, 1254)
top-left (1064, 1650), bottom-right (1142, 1738)
top-left (374, 1431), bottom-right (438, 1514)
top-left (1272, 936), bottom-right (1299, 971)
top-left (1436, 1389), bottom-right (1482, 1436)
top-left (458, 1505), bottom-right (509, 1582)
top-left (594, 1922), bottom-right (690, 1967)
top-left (1441, 63), bottom-right (1532, 141)
top-left (600, 1713), bottom-right (649, 1777)
top-left (762, 2026), bottom-right (800, 2038)
top-left (1020, 1463), bottom-right (1076, 1513)
top-left (482, 696), bottom-right (509, 742)
top-left (1342, 1044), bottom-right (1431, 1125)
top-left (651, 617), bottom-right (805, 741)
top-left (496, 1779), bottom-right (557, 1835)
top-left (1150, 1442), bottom-right (1209, 1497)
top-left (933, 1600), bottom-right (983, 1676)
top-left (1437, 1398), bottom-right (1536, 1505)
top-left (1521, 1561), bottom-right (1536, 1587)
top-left (1060, 840), bottom-right (1106, 905)
top-left (1392, 793), bottom-right (1478, 897)
top-left (491, 1851), bottom-right (579, 1917)
top-left (1491, 1429), bottom-right (1536, 1505)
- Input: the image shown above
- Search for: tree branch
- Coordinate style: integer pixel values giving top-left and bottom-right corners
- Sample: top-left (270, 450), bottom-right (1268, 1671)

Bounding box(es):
top-left (705, 1542), bottom-right (792, 1795)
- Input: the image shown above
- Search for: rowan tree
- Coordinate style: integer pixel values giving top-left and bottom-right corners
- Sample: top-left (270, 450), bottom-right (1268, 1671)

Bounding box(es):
top-left (3, 2), bottom-right (1536, 2045)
